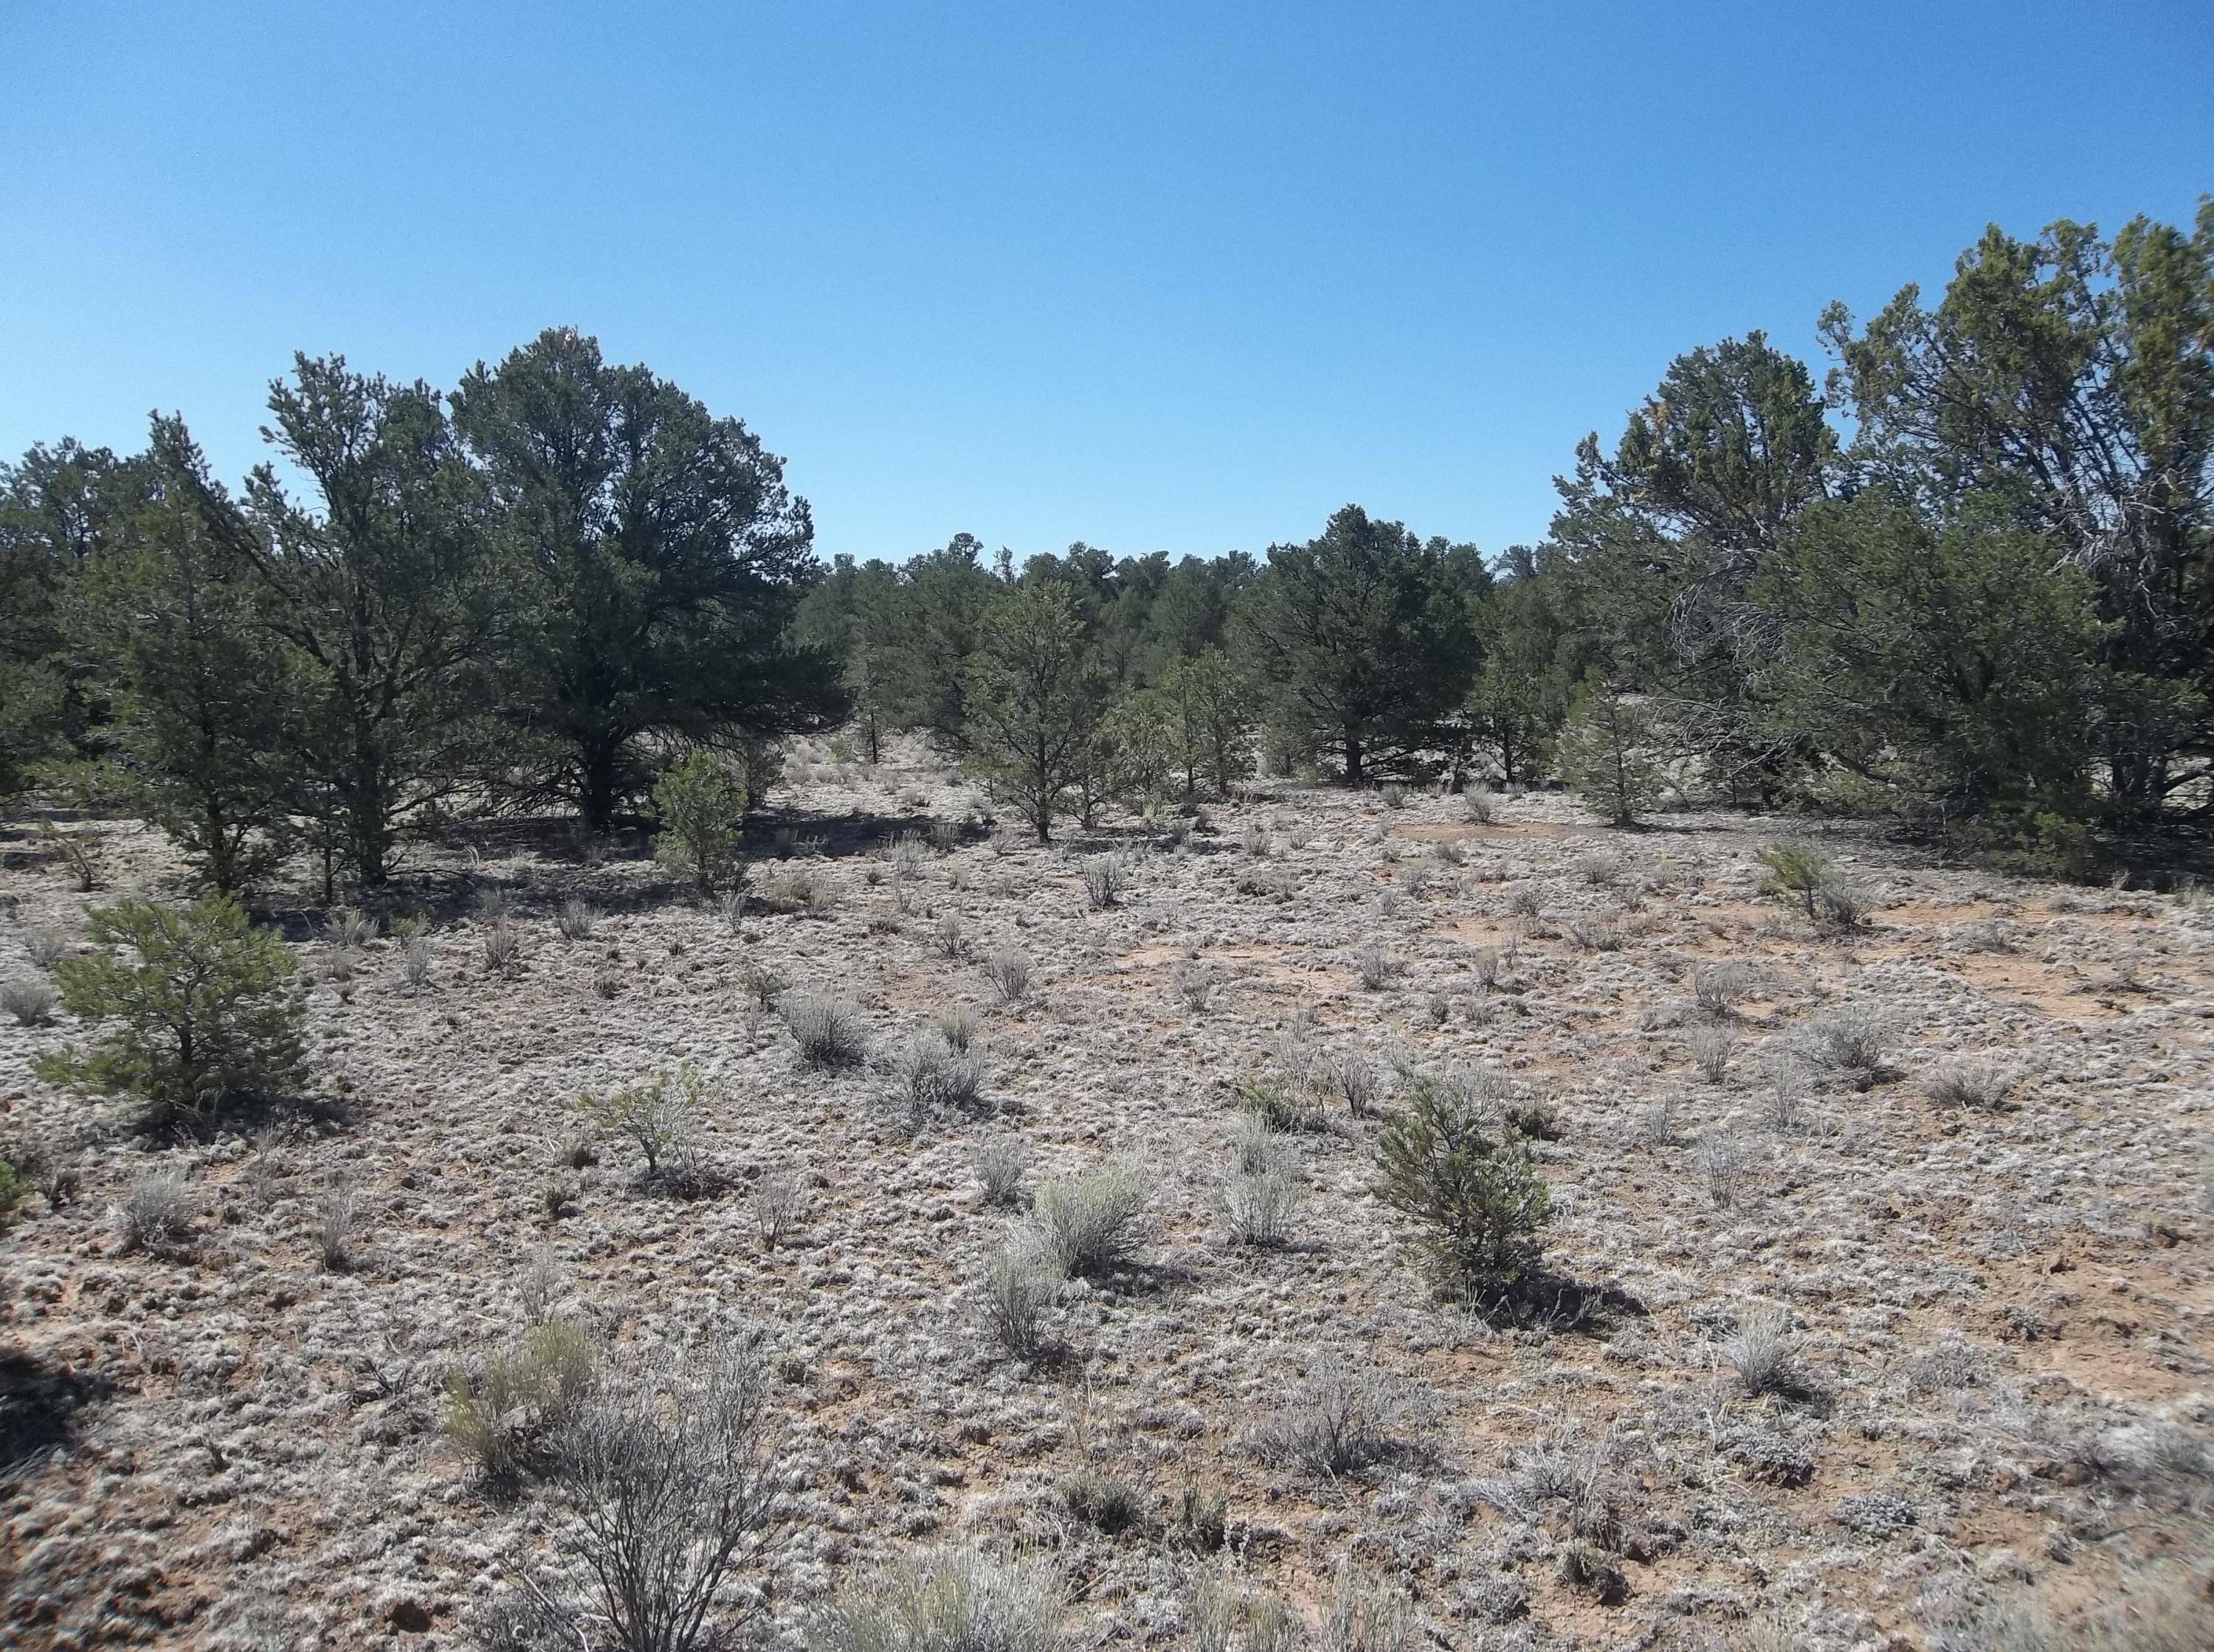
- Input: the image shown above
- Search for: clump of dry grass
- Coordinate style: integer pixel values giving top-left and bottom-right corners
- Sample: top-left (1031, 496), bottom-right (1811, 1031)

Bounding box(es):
top-left (1, 976), bottom-right (58, 1026)
top-left (479, 916), bottom-right (523, 973)
top-left (1687, 1023), bottom-right (1735, 1083)
top-left (782, 995), bottom-right (869, 1068)
top-left (116, 1171), bottom-right (201, 1256)
top-left (23, 927), bottom-right (69, 970)
top-left (983, 947), bottom-right (1033, 1005)
top-left (977, 1239), bottom-right (1058, 1362)
top-left (892, 1034), bottom-right (987, 1121)
top-left (1220, 1167), bottom-right (1303, 1248)
top-left (1692, 960), bottom-right (1755, 1017)
top-left (315, 1183), bottom-right (359, 1271)
top-left (1725, 1304), bottom-right (1805, 1397)
top-left (1032, 1161), bottom-right (1151, 1279)
top-left (811, 1544), bottom-right (1069, 1652)
top-left (973, 1136), bottom-right (1030, 1207)
top-left (1246, 1365), bottom-right (1412, 1479)
top-left (1927, 1059), bottom-right (2010, 1110)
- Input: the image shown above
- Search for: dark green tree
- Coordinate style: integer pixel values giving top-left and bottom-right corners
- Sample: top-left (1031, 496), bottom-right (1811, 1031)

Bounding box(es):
top-left (0, 439), bottom-right (136, 795)
top-left (1756, 491), bottom-right (2114, 822)
top-left (1548, 333), bottom-right (1838, 796)
top-left (241, 354), bottom-right (502, 888)
top-left (77, 419), bottom-right (296, 892)
top-left (36, 896), bottom-right (307, 1123)
top-left (961, 581), bottom-right (1107, 842)
top-left (1241, 505), bottom-right (1480, 783)
top-left (452, 328), bottom-right (841, 829)
top-left (1822, 205), bottom-right (2214, 815)
top-left (873, 533), bottom-right (1000, 744)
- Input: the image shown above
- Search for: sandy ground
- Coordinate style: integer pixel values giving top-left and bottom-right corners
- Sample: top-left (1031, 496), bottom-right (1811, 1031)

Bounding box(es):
top-left (1, 740), bottom-right (2210, 1650)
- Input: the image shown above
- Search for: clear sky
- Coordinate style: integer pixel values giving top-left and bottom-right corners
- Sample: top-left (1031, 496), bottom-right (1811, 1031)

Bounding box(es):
top-left (3, 2), bottom-right (2208, 564)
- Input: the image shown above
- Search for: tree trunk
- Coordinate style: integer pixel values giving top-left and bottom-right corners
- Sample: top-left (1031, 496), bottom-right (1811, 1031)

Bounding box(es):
top-left (580, 742), bottom-right (622, 833)
top-left (1343, 732), bottom-right (1363, 786)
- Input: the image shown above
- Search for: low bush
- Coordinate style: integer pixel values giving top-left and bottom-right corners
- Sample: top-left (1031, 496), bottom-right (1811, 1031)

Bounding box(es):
top-left (556, 899), bottom-right (597, 941)
top-left (750, 1171), bottom-right (805, 1250)
top-left (575, 1068), bottom-right (715, 1192)
top-left (651, 751), bottom-right (749, 894)
top-left (1082, 857), bottom-right (1122, 910)
top-left (973, 1135), bottom-right (1030, 1207)
top-left (1322, 1051), bottom-right (1380, 1118)
top-left (1352, 944), bottom-right (1396, 990)
top-left (1236, 1074), bottom-right (1331, 1134)
top-left (1033, 1161), bottom-right (1151, 1279)
top-left (36, 896), bottom-right (306, 1122)
top-left (1683, 952), bottom-right (1753, 1018)
top-left (810, 1545), bottom-right (1069, 1652)
top-left (893, 1035), bottom-right (987, 1120)
top-left (783, 995), bottom-right (870, 1068)
top-left (1373, 1078), bottom-right (1551, 1304)
top-left (936, 1003), bottom-right (980, 1052)
top-left (480, 916), bottom-right (523, 973)
top-left (1687, 1023), bottom-right (1736, 1084)
top-left (442, 1319), bottom-right (600, 1482)
top-left (116, 1170), bottom-right (203, 1255)
top-left (2, 977), bottom-right (58, 1026)
top-left (1927, 1059), bottom-right (2010, 1109)
top-left (1247, 1365), bottom-right (1408, 1479)
top-left (1058, 1469), bottom-right (1147, 1535)
top-left (315, 1183), bottom-right (358, 1271)
top-left (548, 1336), bottom-right (787, 1652)
top-left (1221, 1167), bottom-right (1303, 1248)
top-left (1756, 843), bottom-right (1870, 933)
top-left (1799, 1007), bottom-right (1889, 1085)
top-left (979, 1240), bottom-right (1057, 1361)
top-left (982, 947), bottom-right (1033, 1005)
top-left (1725, 1304), bottom-right (1806, 1397)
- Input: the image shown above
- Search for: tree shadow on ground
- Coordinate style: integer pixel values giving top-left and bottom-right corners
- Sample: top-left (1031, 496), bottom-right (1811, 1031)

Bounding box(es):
top-left (0, 1347), bottom-right (103, 1489)
top-left (1483, 1272), bottom-right (1647, 1338)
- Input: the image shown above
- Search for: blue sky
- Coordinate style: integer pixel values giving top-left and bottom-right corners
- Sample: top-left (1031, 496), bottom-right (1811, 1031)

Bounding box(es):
top-left (3, 2), bottom-right (2208, 563)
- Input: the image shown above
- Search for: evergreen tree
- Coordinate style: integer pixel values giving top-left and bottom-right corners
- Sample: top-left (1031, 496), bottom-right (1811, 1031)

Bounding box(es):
top-left (241, 354), bottom-right (502, 889)
top-left (78, 419), bottom-right (294, 891)
top-left (960, 581), bottom-right (1106, 843)
top-left (1555, 674), bottom-right (1667, 826)
top-left (0, 438), bottom-right (135, 795)
top-left (1241, 505), bottom-right (1480, 783)
top-left (453, 328), bottom-right (841, 828)
top-left (1823, 206), bottom-right (2214, 815)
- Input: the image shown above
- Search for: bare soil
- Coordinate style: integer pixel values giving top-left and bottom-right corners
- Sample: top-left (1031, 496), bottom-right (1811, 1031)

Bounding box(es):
top-left (2, 742), bottom-right (2210, 1650)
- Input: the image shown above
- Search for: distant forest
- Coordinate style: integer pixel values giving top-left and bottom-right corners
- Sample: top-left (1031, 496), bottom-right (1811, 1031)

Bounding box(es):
top-left (3, 201), bottom-right (2209, 886)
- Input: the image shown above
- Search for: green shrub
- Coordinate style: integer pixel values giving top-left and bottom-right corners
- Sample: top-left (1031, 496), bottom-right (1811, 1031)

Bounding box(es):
top-left (1058, 1470), bottom-right (1147, 1535)
top-left (1756, 843), bottom-right (1869, 932)
top-left (1953, 804), bottom-right (2103, 882)
top-left (442, 1319), bottom-right (599, 1482)
top-left (1033, 1161), bottom-right (1151, 1279)
top-left (651, 751), bottom-right (749, 894)
top-left (810, 1546), bottom-right (1069, 1652)
top-left (35, 896), bottom-right (306, 1121)
top-left (1554, 677), bottom-right (1665, 826)
top-left (1373, 1077), bottom-right (1551, 1304)
top-left (0, 1160), bottom-right (26, 1234)
top-left (573, 1068), bottom-right (714, 1192)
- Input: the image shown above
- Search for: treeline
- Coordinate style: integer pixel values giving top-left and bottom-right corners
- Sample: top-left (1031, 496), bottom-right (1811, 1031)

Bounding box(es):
top-left (797, 201), bottom-right (2214, 865)
top-left (0, 329), bottom-right (845, 891)
top-left (4, 201), bottom-right (2210, 888)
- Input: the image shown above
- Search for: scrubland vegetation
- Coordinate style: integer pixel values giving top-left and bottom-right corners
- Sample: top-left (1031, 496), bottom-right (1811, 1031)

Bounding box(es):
top-left (1, 203), bottom-right (2211, 1648)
